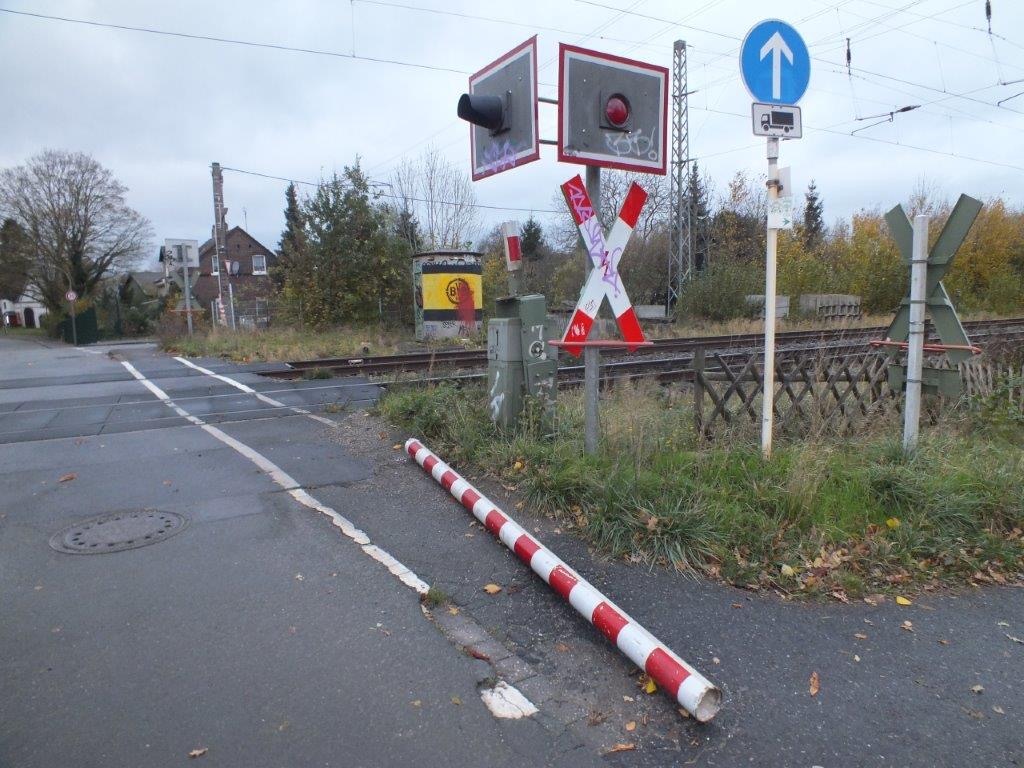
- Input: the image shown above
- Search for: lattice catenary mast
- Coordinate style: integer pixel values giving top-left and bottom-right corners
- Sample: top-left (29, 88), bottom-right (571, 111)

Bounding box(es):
top-left (666, 39), bottom-right (692, 316)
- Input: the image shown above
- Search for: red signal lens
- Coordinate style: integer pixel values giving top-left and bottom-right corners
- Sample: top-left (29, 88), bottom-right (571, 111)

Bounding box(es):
top-left (605, 94), bottom-right (630, 128)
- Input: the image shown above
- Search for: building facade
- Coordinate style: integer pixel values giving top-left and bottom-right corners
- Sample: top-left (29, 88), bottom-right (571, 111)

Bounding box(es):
top-left (192, 226), bottom-right (277, 308)
top-left (1, 291), bottom-right (48, 328)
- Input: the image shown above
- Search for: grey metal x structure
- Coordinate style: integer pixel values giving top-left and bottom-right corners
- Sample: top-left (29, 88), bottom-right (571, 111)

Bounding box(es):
top-left (883, 194), bottom-right (983, 364)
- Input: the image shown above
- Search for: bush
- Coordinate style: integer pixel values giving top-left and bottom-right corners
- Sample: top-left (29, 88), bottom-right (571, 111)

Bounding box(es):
top-left (677, 259), bottom-right (765, 322)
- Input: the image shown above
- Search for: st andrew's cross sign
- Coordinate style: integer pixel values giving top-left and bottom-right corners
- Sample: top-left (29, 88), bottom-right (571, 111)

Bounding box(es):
top-left (558, 175), bottom-right (648, 357)
top-left (884, 194), bottom-right (983, 365)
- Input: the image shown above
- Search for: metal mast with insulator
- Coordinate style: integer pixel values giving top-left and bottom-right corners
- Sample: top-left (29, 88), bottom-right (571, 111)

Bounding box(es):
top-left (666, 39), bottom-right (692, 316)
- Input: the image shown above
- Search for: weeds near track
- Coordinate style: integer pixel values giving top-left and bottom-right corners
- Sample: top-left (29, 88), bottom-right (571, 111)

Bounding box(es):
top-left (380, 381), bottom-right (1024, 598)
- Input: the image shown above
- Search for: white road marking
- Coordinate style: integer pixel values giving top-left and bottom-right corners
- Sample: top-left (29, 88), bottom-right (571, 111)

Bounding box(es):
top-left (119, 359), bottom-right (428, 594)
top-left (174, 356), bottom-right (338, 426)
top-left (479, 682), bottom-right (538, 719)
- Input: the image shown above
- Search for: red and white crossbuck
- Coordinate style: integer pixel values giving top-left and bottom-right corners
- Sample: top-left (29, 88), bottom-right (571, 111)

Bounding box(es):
top-left (558, 175), bottom-right (648, 357)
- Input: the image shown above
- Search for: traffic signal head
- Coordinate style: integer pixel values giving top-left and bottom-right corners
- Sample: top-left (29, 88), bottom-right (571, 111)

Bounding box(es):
top-left (457, 93), bottom-right (507, 134)
top-left (602, 93), bottom-right (631, 130)
top-left (558, 44), bottom-right (668, 174)
top-left (461, 36), bottom-right (540, 181)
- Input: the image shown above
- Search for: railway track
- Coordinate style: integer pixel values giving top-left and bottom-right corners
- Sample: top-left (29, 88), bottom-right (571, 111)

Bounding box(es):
top-left (263, 317), bottom-right (1024, 381)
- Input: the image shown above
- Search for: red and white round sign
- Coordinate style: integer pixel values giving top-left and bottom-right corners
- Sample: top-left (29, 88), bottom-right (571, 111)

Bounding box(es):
top-left (65, 290), bottom-right (78, 302)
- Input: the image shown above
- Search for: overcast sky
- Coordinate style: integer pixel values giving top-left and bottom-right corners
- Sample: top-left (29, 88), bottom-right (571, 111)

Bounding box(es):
top-left (2, 0), bottom-right (1023, 269)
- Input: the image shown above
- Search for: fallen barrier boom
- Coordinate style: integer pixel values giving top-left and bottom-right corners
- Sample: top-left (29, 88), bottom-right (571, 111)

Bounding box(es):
top-left (405, 438), bottom-right (722, 722)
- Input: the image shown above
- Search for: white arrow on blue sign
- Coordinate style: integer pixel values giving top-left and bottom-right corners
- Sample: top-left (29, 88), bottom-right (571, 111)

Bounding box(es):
top-left (740, 19), bottom-right (810, 105)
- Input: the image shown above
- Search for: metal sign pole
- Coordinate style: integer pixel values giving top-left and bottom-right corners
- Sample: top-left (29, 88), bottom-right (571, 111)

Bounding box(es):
top-left (69, 299), bottom-right (78, 346)
top-left (584, 165), bottom-right (601, 456)
top-left (760, 137), bottom-right (780, 459)
top-left (183, 261), bottom-right (194, 337)
top-left (903, 214), bottom-right (929, 453)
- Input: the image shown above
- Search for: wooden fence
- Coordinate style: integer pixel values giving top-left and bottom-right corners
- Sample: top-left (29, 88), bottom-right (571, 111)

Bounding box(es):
top-left (692, 348), bottom-right (895, 439)
top-left (692, 349), bottom-right (1024, 439)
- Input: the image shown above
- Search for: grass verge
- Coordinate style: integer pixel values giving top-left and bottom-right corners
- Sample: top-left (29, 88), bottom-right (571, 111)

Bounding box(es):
top-left (380, 382), bottom-right (1023, 599)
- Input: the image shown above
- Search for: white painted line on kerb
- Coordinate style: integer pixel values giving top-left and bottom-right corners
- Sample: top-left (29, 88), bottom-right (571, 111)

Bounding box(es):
top-left (174, 356), bottom-right (337, 426)
top-left (119, 359), bottom-right (428, 594)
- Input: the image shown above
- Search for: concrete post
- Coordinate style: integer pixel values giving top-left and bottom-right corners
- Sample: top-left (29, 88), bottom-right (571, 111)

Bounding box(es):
top-left (903, 214), bottom-right (929, 453)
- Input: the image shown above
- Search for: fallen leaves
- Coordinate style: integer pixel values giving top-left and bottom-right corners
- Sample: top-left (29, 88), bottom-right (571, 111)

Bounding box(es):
top-left (895, 596), bottom-right (912, 606)
top-left (605, 743), bottom-right (635, 754)
top-left (780, 564), bottom-right (796, 578)
top-left (993, 705), bottom-right (1005, 715)
top-left (971, 684), bottom-right (985, 695)
top-left (587, 710), bottom-right (607, 726)
top-left (467, 648), bottom-right (490, 661)
top-left (411, 700), bottom-right (422, 708)
top-left (554, 642), bottom-right (571, 653)
top-left (392, 443), bottom-right (402, 450)
top-left (512, 460), bottom-right (524, 472)
top-left (854, 633), bottom-right (868, 640)
top-left (809, 671), bottom-right (820, 697)
top-left (447, 606), bottom-right (460, 616)
top-left (900, 620), bottom-right (914, 633)
top-left (450, 695), bottom-right (462, 706)
top-left (624, 721), bottom-right (637, 732)
top-left (885, 517), bottom-right (901, 529)
top-left (58, 473), bottom-right (77, 483)
top-left (482, 583), bottom-right (502, 595)
top-left (1006, 633), bottom-right (1024, 645)
top-left (188, 748), bottom-right (208, 759)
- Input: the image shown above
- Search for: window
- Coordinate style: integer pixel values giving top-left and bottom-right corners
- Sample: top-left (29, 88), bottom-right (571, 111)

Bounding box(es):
top-left (210, 255), bottom-right (219, 275)
top-left (252, 254), bottom-right (267, 275)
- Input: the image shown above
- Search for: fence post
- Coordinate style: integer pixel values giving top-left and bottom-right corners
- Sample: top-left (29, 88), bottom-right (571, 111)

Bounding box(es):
top-left (693, 347), bottom-right (706, 441)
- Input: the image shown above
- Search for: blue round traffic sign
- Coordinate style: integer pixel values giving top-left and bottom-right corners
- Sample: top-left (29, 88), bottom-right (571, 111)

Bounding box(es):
top-left (740, 19), bottom-right (810, 105)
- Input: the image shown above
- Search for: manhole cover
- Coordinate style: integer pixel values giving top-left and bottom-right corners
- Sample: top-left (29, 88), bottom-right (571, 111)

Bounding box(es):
top-left (49, 510), bottom-right (189, 554)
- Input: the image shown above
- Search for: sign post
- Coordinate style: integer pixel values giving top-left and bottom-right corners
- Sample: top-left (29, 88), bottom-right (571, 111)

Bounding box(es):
top-left (165, 239), bottom-right (200, 337)
top-left (740, 19), bottom-right (810, 459)
top-left (65, 289), bottom-right (78, 346)
top-left (903, 215), bottom-right (929, 453)
top-left (584, 166), bottom-right (601, 455)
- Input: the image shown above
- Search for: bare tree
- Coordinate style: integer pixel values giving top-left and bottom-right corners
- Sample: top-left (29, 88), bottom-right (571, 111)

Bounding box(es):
top-left (390, 147), bottom-right (478, 250)
top-left (0, 150), bottom-right (152, 312)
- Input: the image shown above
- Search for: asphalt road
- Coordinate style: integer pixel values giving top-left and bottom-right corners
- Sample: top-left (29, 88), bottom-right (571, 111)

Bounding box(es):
top-left (2, 334), bottom-right (1022, 767)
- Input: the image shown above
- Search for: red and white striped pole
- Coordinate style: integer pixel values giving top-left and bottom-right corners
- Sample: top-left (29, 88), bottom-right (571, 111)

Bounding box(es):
top-left (405, 438), bottom-right (722, 722)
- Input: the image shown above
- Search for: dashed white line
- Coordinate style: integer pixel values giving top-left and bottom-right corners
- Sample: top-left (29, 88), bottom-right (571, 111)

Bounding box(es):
top-left (119, 359), bottom-right (428, 594)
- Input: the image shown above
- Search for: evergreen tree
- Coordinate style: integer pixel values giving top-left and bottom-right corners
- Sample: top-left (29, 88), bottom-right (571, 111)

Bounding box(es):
top-left (394, 208), bottom-right (422, 252)
top-left (279, 164), bottom-right (411, 329)
top-left (519, 216), bottom-right (546, 261)
top-left (686, 162), bottom-right (712, 271)
top-left (0, 218), bottom-right (31, 301)
top-left (273, 182), bottom-right (307, 289)
top-left (803, 180), bottom-right (824, 250)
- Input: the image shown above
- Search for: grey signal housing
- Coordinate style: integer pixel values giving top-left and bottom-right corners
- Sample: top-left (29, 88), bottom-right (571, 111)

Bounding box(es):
top-left (460, 36), bottom-right (540, 181)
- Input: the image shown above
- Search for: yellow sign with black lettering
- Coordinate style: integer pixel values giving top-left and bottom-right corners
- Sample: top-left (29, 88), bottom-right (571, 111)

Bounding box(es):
top-left (421, 273), bottom-right (483, 311)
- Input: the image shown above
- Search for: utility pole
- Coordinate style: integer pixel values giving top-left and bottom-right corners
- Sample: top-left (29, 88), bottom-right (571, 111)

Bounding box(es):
top-left (211, 162), bottom-right (228, 327)
top-left (666, 39), bottom-right (692, 316)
